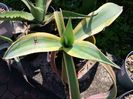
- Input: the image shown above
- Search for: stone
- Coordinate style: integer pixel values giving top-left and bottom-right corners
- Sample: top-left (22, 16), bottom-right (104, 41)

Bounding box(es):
top-left (80, 62), bottom-right (113, 99)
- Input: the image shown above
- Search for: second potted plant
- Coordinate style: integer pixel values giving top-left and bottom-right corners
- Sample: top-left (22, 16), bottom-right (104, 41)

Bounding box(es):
top-left (117, 51), bottom-right (133, 89)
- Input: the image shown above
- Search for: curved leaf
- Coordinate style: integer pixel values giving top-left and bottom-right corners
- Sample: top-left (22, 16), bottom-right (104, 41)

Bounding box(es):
top-left (0, 35), bottom-right (13, 44)
top-left (3, 33), bottom-right (62, 59)
top-left (0, 11), bottom-right (34, 21)
top-left (64, 40), bottom-right (119, 69)
top-left (74, 3), bottom-right (123, 40)
top-left (45, 0), bottom-right (52, 13)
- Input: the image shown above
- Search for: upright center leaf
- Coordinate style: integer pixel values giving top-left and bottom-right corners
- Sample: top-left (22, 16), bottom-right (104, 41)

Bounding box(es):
top-left (62, 19), bottom-right (74, 48)
top-left (54, 11), bottom-right (74, 48)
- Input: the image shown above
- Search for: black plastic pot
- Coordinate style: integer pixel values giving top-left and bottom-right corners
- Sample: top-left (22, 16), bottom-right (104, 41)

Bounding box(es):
top-left (0, 2), bottom-right (31, 35)
top-left (0, 3), bottom-right (13, 56)
top-left (0, 2), bottom-right (9, 24)
top-left (0, 2), bottom-right (13, 37)
top-left (117, 51), bottom-right (133, 89)
top-left (0, 2), bottom-right (9, 11)
top-left (117, 89), bottom-right (133, 99)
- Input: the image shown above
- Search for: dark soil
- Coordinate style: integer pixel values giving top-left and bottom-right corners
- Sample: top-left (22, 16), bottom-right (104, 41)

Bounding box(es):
top-left (0, 58), bottom-right (61, 99)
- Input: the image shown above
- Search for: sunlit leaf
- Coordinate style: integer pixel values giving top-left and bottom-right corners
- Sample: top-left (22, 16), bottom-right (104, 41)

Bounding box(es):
top-left (3, 33), bottom-right (62, 59)
top-left (64, 40), bottom-right (119, 68)
top-left (74, 3), bottom-right (123, 40)
top-left (54, 11), bottom-right (65, 37)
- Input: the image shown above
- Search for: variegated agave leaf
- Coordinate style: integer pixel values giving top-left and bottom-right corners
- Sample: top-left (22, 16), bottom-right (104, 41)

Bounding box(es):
top-left (0, 11), bottom-right (34, 21)
top-left (21, 0), bottom-right (47, 22)
top-left (74, 3), bottom-right (123, 40)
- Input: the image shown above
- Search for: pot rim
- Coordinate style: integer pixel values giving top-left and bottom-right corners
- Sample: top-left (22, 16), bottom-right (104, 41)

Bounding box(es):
top-left (0, 2), bottom-right (9, 24)
top-left (117, 89), bottom-right (133, 99)
top-left (0, 2), bottom-right (9, 11)
top-left (124, 51), bottom-right (133, 82)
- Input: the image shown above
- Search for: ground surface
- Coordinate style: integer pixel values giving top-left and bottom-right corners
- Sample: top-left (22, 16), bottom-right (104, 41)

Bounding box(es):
top-left (0, 58), bottom-right (61, 99)
top-left (0, 53), bottom-right (130, 99)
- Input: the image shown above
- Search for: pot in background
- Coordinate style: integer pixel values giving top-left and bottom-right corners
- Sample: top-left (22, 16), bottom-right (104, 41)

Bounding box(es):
top-left (117, 89), bottom-right (133, 99)
top-left (117, 51), bottom-right (133, 89)
top-left (0, 3), bottom-right (9, 10)
top-left (0, 2), bottom-right (13, 37)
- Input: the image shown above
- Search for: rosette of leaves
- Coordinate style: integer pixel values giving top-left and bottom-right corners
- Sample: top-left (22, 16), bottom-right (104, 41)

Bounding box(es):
top-left (3, 3), bottom-right (123, 99)
top-left (0, 0), bottom-right (93, 24)
top-left (0, 0), bottom-right (97, 86)
top-left (0, 0), bottom-right (52, 23)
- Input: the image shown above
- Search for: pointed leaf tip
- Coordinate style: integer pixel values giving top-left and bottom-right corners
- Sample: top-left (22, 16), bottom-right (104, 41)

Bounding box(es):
top-left (62, 19), bottom-right (74, 47)
top-left (3, 33), bottom-right (62, 59)
top-left (74, 2), bottom-right (123, 40)
top-left (64, 41), bottom-right (119, 69)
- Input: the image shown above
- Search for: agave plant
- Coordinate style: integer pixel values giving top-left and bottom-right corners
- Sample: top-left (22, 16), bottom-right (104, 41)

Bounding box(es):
top-left (0, 0), bottom-right (103, 84)
top-left (3, 3), bottom-right (123, 99)
top-left (0, 0), bottom-right (53, 23)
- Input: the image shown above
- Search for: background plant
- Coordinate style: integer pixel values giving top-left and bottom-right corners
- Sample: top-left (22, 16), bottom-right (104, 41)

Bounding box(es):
top-left (0, 0), bottom-right (52, 23)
